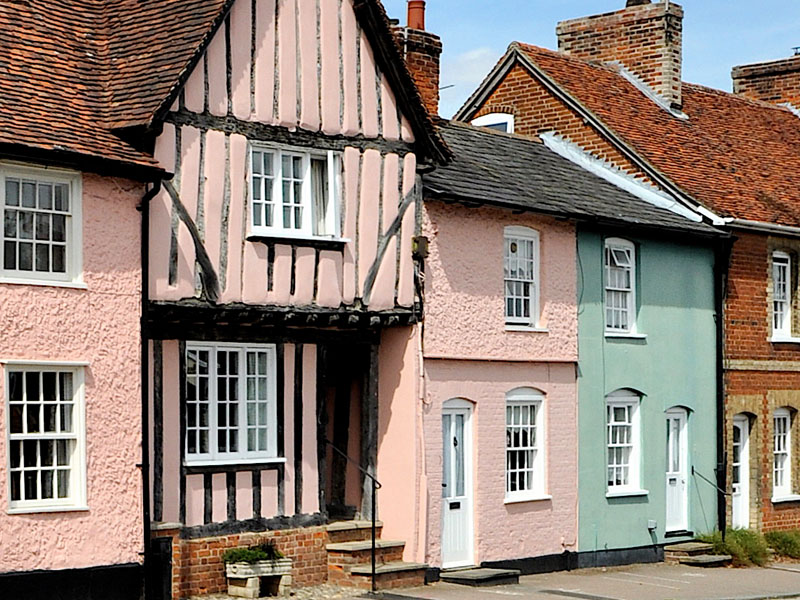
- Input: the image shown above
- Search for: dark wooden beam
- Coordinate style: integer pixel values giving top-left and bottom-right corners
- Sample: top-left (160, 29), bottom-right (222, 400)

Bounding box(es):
top-left (360, 343), bottom-right (379, 520)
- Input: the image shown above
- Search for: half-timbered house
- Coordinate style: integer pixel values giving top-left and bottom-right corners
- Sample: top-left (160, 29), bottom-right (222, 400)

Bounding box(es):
top-left (128, 0), bottom-right (449, 597)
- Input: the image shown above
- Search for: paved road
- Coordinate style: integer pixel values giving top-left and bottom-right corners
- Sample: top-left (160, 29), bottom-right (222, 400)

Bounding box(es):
top-left (384, 563), bottom-right (800, 600)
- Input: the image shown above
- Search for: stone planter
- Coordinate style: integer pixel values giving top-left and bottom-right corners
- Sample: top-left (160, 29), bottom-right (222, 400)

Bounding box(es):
top-left (225, 558), bottom-right (293, 598)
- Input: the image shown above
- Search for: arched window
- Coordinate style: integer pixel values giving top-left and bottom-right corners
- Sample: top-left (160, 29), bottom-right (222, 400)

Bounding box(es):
top-left (604, 238), bottom-right (636, 334)
top-left (471, 112), bottom-right (514, 133)
top-left (504, 226), bottom-right (539, 328)
top-left (505, 388), bottom-right (546, 500)
top-left (606, 389), bottom-right (642, 493)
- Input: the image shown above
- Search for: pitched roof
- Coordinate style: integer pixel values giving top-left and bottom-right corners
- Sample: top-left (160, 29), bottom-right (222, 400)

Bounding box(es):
top-left (0, 0), bottom-right (449, 175)
top-left (461, 42), bottom-right (800, 228)
top-left (424, 120), bottom-right (720, 236)
top-left (0, 0), bottom-right (162, 177)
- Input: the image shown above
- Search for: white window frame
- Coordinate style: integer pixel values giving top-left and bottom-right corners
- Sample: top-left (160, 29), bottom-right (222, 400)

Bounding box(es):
top-left (604, 238), bottom-right (637, 335)
top-left (505, 387), bottom-right (547, 502)
top-left (0, 163), bottom-right (83, 286)
top-left (471, 113), bottom-right (515, 134)
top-left (773, 251), bottom-right (792, 339)
top-left (504, 226), bottom-right (540, 328)
top-left (184, 342), bottom-right (279, 466)
top-left (773, 407), bottom-right (792, 500)
top-left (4, 363), bottom-right (87, 514)
top-left (248, 144), bottom-right (342, 241)
top-left (606, 389), bottom-right (644, 496)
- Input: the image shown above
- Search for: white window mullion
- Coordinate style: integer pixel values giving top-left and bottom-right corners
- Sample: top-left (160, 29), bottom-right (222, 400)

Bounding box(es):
top-left (773, 252), bottom-right (792, 338)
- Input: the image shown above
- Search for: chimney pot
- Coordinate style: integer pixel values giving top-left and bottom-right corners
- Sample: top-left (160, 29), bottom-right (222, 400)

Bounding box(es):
top-left (408, 0), bottom-right (425, 30)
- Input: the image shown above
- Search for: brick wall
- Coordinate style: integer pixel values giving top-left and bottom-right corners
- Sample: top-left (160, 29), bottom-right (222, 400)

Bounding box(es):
top-left (397, 27), bottom-right (441, 117)
top-left (732, 55), bottom-right (800, 108)
top-left (556, 1), bottom-right (684, 108)
top-left (157, 526), bottom-right (329, 599)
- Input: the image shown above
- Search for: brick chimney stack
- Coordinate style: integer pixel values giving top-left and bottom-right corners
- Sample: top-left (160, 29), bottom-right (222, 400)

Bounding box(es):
top-left (732, 54), bottom-right (800, 109)
top-left (396, 0), bottom-right (442, 117)
top-left (556, 1), bottom-right (684, 110)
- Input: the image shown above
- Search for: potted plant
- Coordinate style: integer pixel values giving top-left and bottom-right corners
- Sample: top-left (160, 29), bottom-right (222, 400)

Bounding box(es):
top-left (223, 541), bottom-right (292, 598)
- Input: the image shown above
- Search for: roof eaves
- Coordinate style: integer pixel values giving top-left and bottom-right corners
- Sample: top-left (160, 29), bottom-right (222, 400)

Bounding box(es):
top-left (453, 44), bottom-right (518, 122)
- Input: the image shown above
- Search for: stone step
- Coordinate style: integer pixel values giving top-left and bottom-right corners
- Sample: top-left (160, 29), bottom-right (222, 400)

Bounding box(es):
top-left (327, 540), bottom-right (406, 571)
top-left (330, 561), bottom-right (428, 591)
top-left (327, 540), bottom-right (405, 552)
top-left (664, 541), bottom-right (713, 556)
top-left (678, 554), bottom-right (732, 567)
top-left (440, 568), bottom-right (521, 587)
top-left (326, 520), bottom-right (384, 543)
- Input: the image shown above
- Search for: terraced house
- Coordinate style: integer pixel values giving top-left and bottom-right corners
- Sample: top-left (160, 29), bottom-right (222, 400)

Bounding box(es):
top-left (455, 0), bottom-right (800, 555)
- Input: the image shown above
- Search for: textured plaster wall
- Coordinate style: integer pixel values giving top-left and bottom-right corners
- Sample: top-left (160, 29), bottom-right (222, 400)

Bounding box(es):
top-left (576, 229), bottom-right (717, 551)
top-left (422, 360), bottom-right (578, 566)
top-left (422, 202), bottom-right (578, 362)
top-left (0, 173), bottom-right (144, 572)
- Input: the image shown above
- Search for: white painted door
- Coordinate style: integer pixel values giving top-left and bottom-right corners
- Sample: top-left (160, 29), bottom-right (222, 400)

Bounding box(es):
top-left (666, 408), bottom-right (689, 532)
top-left (441, 401), bottom-right (473, 569)
top-left (732, 415), bottom-right (750, 529)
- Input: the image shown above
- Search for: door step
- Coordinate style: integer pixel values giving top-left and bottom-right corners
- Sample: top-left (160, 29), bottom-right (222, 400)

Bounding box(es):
top-left (678, 554), bottom-right (732, 567)
top-left (440, 568), bottom-right (521, 587)
top-left (326, 520), bottom-right (384, 543)
top-left (664, 541), bottom-right (714, 564)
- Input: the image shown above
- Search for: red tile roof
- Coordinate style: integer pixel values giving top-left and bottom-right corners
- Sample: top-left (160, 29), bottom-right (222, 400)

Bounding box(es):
top-left (0, 0), bottom-right (161, 174)
top-left (516, 43), bottom-right (800, 227)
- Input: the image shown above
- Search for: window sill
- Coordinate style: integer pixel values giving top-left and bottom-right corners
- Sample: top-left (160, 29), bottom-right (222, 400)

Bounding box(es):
top-left (505, 325), bottom-right (549, 333)
top-left (770, 336), bottom-right (800, 344)
top-left (605, 332), bottom-right (648, 340)
top-left (0, 277), bottom-right (87, 290)
top-left (185, 457), bottom-right (287, 472)
top-left (771, 495), bottom-right (800, 504)
top-left (504, 494), bottom-right (552, 504)
top-left (247, 233), bottom-right (350, 251)
top-left (8, 504), bottom-right (89, 515)
top-left (606, 488), bottom-right (649, 499)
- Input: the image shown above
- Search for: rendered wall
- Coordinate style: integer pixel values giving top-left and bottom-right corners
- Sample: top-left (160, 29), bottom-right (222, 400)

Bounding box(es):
top-left (0, 174), bottom-right (143, 572)
top-left (576, 228), bottom-right (717, 551)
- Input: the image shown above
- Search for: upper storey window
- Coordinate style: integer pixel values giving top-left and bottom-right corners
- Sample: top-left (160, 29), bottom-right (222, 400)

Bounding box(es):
top-left (773, 251), bottom-right (792, 339)
top-left (471, 113), bottom-right (515, 134)
top-left (504, 226), bottom-right (539, 328)
top-left (250, 145), bottom-right (341, 239)
top-left (1, 164), bottom-right (81, 284)
top-left (605, 238), bottom-right (636, 334)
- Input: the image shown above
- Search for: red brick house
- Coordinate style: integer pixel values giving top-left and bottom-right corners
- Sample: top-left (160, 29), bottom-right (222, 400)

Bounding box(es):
top-left (455, 0), bottom-right (800, 535)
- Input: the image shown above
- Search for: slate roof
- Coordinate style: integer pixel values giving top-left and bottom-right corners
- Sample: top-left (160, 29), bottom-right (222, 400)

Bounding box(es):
top-left (424, 120), bottom-right (721, 236)
top-left (463, 42), bottom-right (800, 228)
top-left (0, 0), bottom-right (448, 176)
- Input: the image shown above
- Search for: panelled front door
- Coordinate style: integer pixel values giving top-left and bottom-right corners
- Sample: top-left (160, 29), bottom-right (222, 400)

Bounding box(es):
top-left (732, 415), bottom-right (750, 529)
top-left (665, 408), bottom-right (689, 532)
top-left (441, 400), bottom-right (473, 569)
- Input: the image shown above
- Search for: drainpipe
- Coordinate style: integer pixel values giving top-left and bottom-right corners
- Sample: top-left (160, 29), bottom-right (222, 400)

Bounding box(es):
top-left (140, 179), bottom-right (161, 597)
top-left (714, 236), bottom-right (733, 537)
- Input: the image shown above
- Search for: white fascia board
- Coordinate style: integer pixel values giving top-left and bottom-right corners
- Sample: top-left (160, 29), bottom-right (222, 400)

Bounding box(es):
top-left (539, 132), bottom-right (703, 223)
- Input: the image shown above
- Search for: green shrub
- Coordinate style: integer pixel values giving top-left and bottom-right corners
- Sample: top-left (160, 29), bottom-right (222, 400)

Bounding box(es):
top-left (698, 528), bottom-right (770, 567)
top-left (766, 530), bottom-right (800, 559)
top-left (222, 541), bottom-right (285, 564)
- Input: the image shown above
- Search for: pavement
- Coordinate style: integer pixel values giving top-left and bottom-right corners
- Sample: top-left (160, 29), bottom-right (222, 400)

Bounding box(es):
top-left (379, 562), bottom-right (800, 600)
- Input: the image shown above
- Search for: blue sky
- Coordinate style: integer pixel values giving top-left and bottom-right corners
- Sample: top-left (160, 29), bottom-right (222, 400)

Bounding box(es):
top-left (381, 1), bottom-right (800, 118)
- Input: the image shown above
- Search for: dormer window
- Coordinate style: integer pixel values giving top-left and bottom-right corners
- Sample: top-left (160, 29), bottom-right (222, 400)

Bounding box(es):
top-left (250, 145), bottom-right (341, 239)
top-left (471, 113), bottom-right (514, 134)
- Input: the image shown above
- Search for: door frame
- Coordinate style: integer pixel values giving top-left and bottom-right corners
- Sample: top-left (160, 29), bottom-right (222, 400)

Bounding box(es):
top-left (732, 414), bottom-right (750, 529)
top-left (665, 407), bottom-right (689, 533)
top-left (441, 398), bottom-right (474, 569)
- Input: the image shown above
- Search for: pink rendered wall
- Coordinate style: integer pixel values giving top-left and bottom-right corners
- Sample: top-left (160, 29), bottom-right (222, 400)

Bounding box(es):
top-left (423, 202), bottom-right (578, 362)
top-left (150, 0), bottom-right (420, 311)
top-left (422, 360), bottom-right (578, 565)
top-left (0, 174), bottom-right (144, 572)
top-left (377, 326), bottom-right (420, 561)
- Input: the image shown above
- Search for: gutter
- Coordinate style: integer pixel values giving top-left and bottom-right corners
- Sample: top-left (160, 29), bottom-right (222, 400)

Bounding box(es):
top-left (726, 218), bottom-right (800, 239)
top-left (139, 179), bottom-right (162, 597)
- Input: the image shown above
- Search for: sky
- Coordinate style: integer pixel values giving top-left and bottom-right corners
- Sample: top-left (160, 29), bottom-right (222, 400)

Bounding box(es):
top-left (381, 0), bottom-right (800, 118)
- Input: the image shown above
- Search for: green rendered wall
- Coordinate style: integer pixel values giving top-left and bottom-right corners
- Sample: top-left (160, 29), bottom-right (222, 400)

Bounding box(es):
top-left (577, 228), bottom-right (718, 552)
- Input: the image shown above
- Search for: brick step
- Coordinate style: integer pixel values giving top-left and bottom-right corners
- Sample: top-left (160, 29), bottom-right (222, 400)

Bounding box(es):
top-left (678, 554), bottom-right (732, 567)
top-left (664, 541), bottom-right (714, 564)
top-left (333, 561), bottom-right (428, 590)
top-left (440, 568), bottom-right (521, 587)
top-left (326, 520), bottom-right (384, 544)
top-left (327, 540), bottom-right (406, 571)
